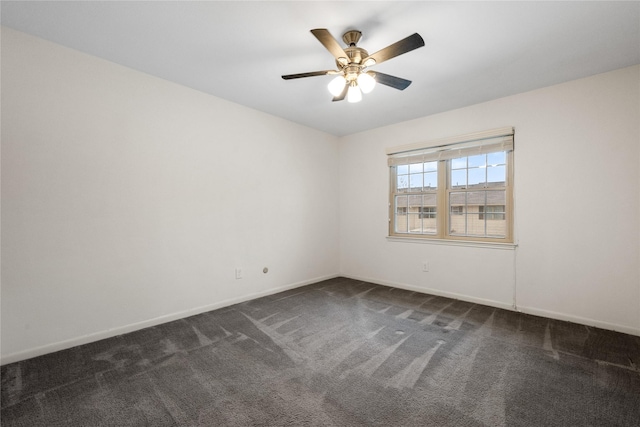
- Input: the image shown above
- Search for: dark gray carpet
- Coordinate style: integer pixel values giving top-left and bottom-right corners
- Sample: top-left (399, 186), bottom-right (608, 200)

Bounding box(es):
top-left (2, 277), bottom-right (640, 426)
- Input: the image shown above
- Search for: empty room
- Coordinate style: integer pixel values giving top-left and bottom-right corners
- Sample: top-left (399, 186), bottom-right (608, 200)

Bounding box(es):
top-left (1, 1), bottom-right (639, 426)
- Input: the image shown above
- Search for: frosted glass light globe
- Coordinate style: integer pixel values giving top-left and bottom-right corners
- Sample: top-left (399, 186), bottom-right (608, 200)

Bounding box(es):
top-left (347, 84), bottom-right (362, 103)
top-left (328, 76), bottom-right (347, 96)
top-left (357, 72), bottom-right (376, 94)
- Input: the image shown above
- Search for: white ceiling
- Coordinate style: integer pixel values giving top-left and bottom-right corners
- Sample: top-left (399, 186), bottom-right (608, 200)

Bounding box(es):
top-left (2, 1), bottom-right (639, 136)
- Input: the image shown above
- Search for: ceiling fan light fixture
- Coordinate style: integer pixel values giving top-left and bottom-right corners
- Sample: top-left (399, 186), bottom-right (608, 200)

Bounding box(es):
top-left (328, 75), bottom-right (347, 96)
top-left (347, 82), bottom-right (362, 103)
top-left (357, 72), bottom-right (376, 94)
top-left (282, 29), bottom-right (424, 103)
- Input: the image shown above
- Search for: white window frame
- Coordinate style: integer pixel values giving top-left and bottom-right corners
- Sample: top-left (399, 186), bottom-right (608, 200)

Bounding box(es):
top-left (387, 127), bottom-right (514, 244)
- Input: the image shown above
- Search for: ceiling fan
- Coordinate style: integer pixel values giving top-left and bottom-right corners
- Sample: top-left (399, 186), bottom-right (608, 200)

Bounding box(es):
top-left (282, 28), bottom-right (425, 103)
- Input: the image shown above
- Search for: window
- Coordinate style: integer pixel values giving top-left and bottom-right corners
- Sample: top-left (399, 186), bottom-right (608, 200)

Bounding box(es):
top-left (388, 128), bottom-right (513, 243)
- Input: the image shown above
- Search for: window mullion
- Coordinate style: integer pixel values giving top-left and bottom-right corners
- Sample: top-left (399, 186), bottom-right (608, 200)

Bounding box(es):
top-left (389, 166), bottom-right (397, 236)
top-left (438, 160), bottom-right (447, 239)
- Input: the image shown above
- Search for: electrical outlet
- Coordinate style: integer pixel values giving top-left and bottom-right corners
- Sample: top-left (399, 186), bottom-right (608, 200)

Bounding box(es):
top-left (422, 262), bottom-right (429, 272)
top-left (235, 268), bottom-right (243, 279)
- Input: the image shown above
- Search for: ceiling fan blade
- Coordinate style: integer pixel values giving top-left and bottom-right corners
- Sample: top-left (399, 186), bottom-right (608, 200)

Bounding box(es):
top-left (311, 29), bottom-right (349, 64)
top-left (332, 83), bottom-right (348, 102)
top-left (371, 72), bottom-right (412, 90)
top-left (363, 33), bottom-right (424, 66)
top-left (281, 70), bottom-right (335, 80)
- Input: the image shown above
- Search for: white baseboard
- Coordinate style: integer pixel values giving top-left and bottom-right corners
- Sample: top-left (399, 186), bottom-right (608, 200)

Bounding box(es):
top-left (0, 274), bottom-right (338, 365)
top-left (341, 273), bottom-right (640, 337)
top-left (340, 274), bottom-right (515, 311)
top-left (516, 305), bottom-right (640, 337)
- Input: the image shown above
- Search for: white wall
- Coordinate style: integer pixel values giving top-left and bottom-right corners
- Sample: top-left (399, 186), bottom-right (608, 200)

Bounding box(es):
top-left (339, 65), bottom-right (640, 336)
top-left (1, 28), bottom-right (340, 363)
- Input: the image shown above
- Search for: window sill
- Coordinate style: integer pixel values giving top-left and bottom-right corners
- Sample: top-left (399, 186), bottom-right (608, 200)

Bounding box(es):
top-left (386, 236), bottom-right (517, 250)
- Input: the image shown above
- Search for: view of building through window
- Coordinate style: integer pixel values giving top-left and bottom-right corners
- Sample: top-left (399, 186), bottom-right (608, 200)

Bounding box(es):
top-left (392, 151), bottom-right (509, 240)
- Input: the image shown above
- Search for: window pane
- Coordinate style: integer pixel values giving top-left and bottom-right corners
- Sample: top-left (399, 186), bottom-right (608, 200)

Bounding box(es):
top-left (423, 209), bottom-right (436, 233)
top-left (395, 195), bottom-right (408, 211)
top-left (487, 151), bottom-right (506, 166)
top-left (409, 163), bottom-right (423, 174)
top-left (449, 192), bottom-right (465, 235)
top-left (451, 157), bottom-right (467, 169)
top-left (423, 171), bottom-right (437, 189)
top-left (398, 194), bottom-right (437, 234)
top-left (449, 213), bottom-right (465, 235)
top-left (487, 214), bottom-right (507, 237)
top-left (450, 191), bottom-right (466, 206)
top-left (408, 213), bottom-right (421, 233)
top-left (467, 192), bottom-right (486, 236)
top-left (424, 161), bottom-right (437, 172)
top-left (397, 164), bottom-right (409, 175)
top-left (467, 191), bottom-right (487, 207)
top-left (486, 190), bottom-right (506, 206)
top-left (410, 173), bottom-right (422, 190)
top-left (451, 169), bottom-right (467, 188)
top-left (448, 191), bottom-right (507, 238)
top-left (449, 214), bottom-right (468, 235)
top-left (397, 174), bottom-right (409, 191)
top-left (408, 195), bottom-right (422, 209)
top-left (468, 167), bottom-right (486, 187)
top-left (465, 213), bottom-right (485, 236)
top-left (395, 195), bottom-right (408, 233)
top-left (485, 205), bottom-right (506, 220)
top-left (422, 194), bottom-right (437, 234)
top-left (468, 154), bottom-right (486, 168)
top-left (395, 212), bottom-right (408, 233)
top-left (423, 193), bottom-right (437, 206)
top-left (487, 165), bottom-right (506, 185)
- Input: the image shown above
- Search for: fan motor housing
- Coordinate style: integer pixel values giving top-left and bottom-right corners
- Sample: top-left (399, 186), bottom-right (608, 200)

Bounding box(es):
top-left (336, 47), bottom-right (369, 69)
top-left (348, 46), bottom-right (368, 64)
top-left (334, 30), bottom-right (369, 68)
